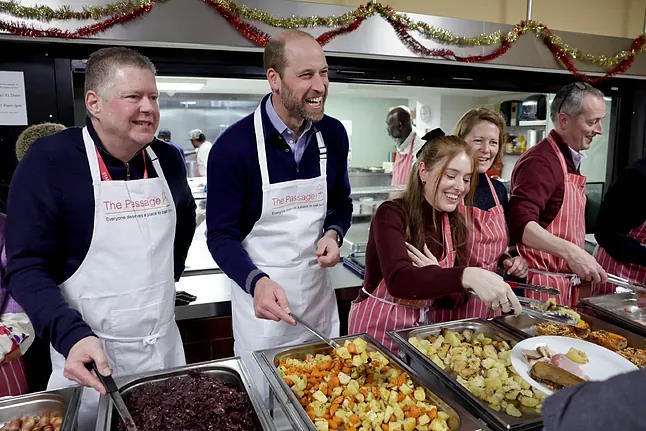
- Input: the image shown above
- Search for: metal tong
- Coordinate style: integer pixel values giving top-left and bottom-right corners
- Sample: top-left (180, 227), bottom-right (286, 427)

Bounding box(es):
top-left (606, 273), bottom-right (646, 293)
top-left (516, 297), bottom-right (579, 325)
top-left (86, 362), bottom-right (138, 431)
top-left (507, 281), bottom-right (560, 295)
top-left (290, 312), bottom-right (340, 349)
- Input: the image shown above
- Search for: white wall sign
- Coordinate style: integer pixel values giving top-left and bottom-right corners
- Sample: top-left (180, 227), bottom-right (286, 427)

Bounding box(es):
top-left (0, 71), bottom-right (28, 126)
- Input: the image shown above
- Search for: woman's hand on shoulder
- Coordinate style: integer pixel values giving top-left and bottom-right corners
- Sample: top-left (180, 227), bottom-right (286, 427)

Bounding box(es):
top-left (406, 242), bottom-right (438, 267)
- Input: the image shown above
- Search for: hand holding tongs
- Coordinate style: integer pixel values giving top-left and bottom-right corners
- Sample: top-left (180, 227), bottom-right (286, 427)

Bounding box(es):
top-left (290, 312), bottom-right (341, 349)
top-left (516, 297), bottom-right (579, 325)
top-left (86, 362), bottom-right (138, 431)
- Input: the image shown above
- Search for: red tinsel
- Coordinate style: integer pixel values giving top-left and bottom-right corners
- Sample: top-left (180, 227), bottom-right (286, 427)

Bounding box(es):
top-left (0, 2), bottom-right (153, 39)
top-left (386, 13), bottom-right (513, 63)
top-left (0, 0), bottom-right (642, 83)
top-left (203, 0), bottom-right (270, 46)
top-left (317, 16), bottom-right (365, 46)
top-left (541, 25), bottom-right (645, 84)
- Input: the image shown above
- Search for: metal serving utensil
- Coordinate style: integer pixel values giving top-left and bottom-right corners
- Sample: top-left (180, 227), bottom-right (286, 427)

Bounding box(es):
top-left (290, 312), bottom-right (341, 349)
top-left (606, 274), bottom-right (646, 293)
top-left (516, 297), bottom-right (579, 325)
top-left (507, 281), bottom-right (560, 295)
top-left (87, 362), bottom-right (138, 431)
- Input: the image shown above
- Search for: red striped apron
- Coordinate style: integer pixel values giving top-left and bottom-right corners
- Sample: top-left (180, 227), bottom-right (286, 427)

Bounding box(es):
top-left (434, 175), bottom-right (510, 321)
top-left (348, 213), bottom-right (455, 351)
top-left (592, 222), bottom-right (646, 295)
top-left (390, 134), bottom-right (416, 186)
top-left (517, 137), bottom-right (586, 307)
top-left (0, 357), bottom-right (28, 396)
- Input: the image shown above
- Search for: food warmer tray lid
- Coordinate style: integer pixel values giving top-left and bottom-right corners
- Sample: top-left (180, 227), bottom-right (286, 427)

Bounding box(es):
top-left (389, 318), bottom-right (543, 431)
top-left (94, 357), bottom-right (275, 431)
top-left (580, 293), bottom-right (646, 336)
top-left (253, 333), bottom-right (490, 431)
top-left (0, 385), bottom-right (81, 431)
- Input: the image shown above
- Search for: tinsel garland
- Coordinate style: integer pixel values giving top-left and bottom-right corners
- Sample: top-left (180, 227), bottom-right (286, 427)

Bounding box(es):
top-left (1, 0), bottom-right (644, 68)
top-left (0, 0), bottom-right (160, 21)
top-left (0, 0), bottom-right (644, 82)
top-left (0, 1), bottom-right (153, 38)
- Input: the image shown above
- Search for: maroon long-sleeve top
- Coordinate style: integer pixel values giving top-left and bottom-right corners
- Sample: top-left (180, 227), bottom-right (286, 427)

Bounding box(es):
top-left (357, 199), bottom-right (466, 302)
top-left (508, 130), bottom-right (579, 244)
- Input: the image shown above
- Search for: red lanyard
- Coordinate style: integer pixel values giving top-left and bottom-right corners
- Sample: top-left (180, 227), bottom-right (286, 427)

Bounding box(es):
top-left (94, 146), bottom-right (148, 181)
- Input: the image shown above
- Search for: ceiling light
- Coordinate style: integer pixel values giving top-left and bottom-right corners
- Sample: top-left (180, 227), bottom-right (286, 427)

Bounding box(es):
top-left (180, 101), bottom-right (197, 106)
top-left (157, 82), bottom-right (205, 92)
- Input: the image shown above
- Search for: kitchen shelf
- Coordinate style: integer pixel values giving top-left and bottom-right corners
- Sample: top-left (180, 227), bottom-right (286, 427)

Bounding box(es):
top-left (350, 185), bottom-right (405, 196)
top-left (517, 120), bottom-right (547, 126)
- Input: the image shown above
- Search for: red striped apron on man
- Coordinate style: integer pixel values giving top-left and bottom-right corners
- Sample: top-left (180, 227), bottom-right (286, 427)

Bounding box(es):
top-left (592, 222), bottom-right (646, 295)
top-left (517, 136), bottom-right (586, 307)
top-left (427, 175), bottom-right (510, 321)
top-left (348, 212), bottom-right (455, 351)
top-left (391, 134), bottom-right (416, 186)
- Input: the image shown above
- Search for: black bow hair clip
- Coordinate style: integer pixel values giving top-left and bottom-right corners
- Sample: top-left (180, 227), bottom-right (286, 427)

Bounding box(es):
top-left (416, 128), bottom-right (445, 158)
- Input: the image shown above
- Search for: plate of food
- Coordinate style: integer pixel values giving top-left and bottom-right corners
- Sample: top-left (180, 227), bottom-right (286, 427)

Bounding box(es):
top-left (510, 335), bottom-right (638, 395)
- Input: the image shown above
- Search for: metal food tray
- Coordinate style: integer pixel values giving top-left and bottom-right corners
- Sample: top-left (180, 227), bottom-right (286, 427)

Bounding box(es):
top-left (94, 358), bottom-right (276, 431)
top-left (0, 386), bottom-right (81, 431)
top-left (254, 333), bottom-right (489, 431)
top-left (580, 293), bottom-right (646, 336)
top-left (389, 319), bottom-right (542, 431)
top-left (493, 309), bottom-right (646, 350)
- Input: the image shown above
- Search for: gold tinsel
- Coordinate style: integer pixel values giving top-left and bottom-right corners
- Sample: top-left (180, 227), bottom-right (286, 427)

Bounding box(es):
top-left (0, 0), bottom-right (159, 21)
top-left (0, 0), bottom-right (643, 67)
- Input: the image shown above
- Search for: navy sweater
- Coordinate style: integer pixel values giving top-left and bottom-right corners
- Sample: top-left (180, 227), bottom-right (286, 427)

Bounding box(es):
top-left (5, 119), bottom-right (196, 357)
top-left (206, 94), bottom-right (352, 295)
top-left (472, 173), bottom-right (508, 212)
top-left (595, 157), bottom-right (646, 266)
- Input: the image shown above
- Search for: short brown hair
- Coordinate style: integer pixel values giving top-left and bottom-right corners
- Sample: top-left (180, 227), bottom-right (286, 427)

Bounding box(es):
top-left (263, 30), bottom-right (317, 76)
top-left (84, 47), bottom-right (156, 96)
top-left (454, 107), bottom-right (505, 169)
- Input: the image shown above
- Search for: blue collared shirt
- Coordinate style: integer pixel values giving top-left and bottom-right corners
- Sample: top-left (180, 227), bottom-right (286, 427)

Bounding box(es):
top-left (265, 95), bottom-right (313, 164)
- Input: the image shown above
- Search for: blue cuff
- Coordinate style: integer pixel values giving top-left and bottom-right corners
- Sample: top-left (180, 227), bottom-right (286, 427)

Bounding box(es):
top-left (247, 270), bottom-right (268, 296)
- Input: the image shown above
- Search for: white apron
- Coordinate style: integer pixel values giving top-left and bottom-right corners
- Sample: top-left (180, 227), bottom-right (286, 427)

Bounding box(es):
top-left (47, 128), bottom-right (185, 430)
top-left (231, 106), bottom-right (340, 403)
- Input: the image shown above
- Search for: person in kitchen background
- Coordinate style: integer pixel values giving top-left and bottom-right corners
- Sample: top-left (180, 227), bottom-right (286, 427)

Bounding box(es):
top-left (5, 47), bottom-right (196, 430)
top-left (348, 133), bottom-right (521, 351)
top-left (189, 128), bottom-right (212, 177)
top-left (592, 155), bottom-right (646, 294)
top-left (453, 108), bottom-right (529, 318)
top-left (157, 127), bottom-right (186, 162)
top-left (386, 106), bottom-right (425, 186)
top-left (206, 29), bottom-right (352, 399)
top-left (508, 81), bottom-right (607, 308)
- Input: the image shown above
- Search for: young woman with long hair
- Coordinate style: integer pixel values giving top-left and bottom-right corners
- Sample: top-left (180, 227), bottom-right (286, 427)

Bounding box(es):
top-left (347, 135), bottom-right (521, 351)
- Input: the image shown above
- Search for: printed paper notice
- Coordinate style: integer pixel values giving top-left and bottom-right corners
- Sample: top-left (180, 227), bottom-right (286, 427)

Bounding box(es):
top-left (0, 71), bottom-right (28, 125)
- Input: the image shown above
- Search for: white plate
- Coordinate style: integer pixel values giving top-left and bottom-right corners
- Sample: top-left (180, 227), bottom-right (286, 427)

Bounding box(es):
top-left (510, 335), bottom-right (638, 395)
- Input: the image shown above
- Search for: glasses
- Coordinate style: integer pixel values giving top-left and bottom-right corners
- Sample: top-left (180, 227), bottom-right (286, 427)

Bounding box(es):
top-left (556, 82), bottom-right (588, 114)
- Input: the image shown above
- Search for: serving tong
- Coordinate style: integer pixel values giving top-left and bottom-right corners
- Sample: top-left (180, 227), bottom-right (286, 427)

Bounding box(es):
top-left (290, 312), bottom-right (341, 349)
top-left (606, 273), bottom-right (646, 293)
top-left (515, 297), bottom-right (579, 325)
top-left (507, 281), bottom-right (560, 295)
top-left (87, 362), bottom-right (138, 431)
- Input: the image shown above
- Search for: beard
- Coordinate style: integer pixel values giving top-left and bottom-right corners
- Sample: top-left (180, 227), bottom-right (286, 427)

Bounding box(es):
top-left (280, 83), bottom-right (326, 122)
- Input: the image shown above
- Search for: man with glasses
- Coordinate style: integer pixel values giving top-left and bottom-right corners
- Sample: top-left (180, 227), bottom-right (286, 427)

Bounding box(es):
top-left (508, 82), bottom-right (608, 307)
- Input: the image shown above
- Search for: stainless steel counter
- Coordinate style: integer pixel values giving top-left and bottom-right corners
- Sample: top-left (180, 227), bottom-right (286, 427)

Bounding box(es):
top-left (175, 263), bottom-right (363, 320)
